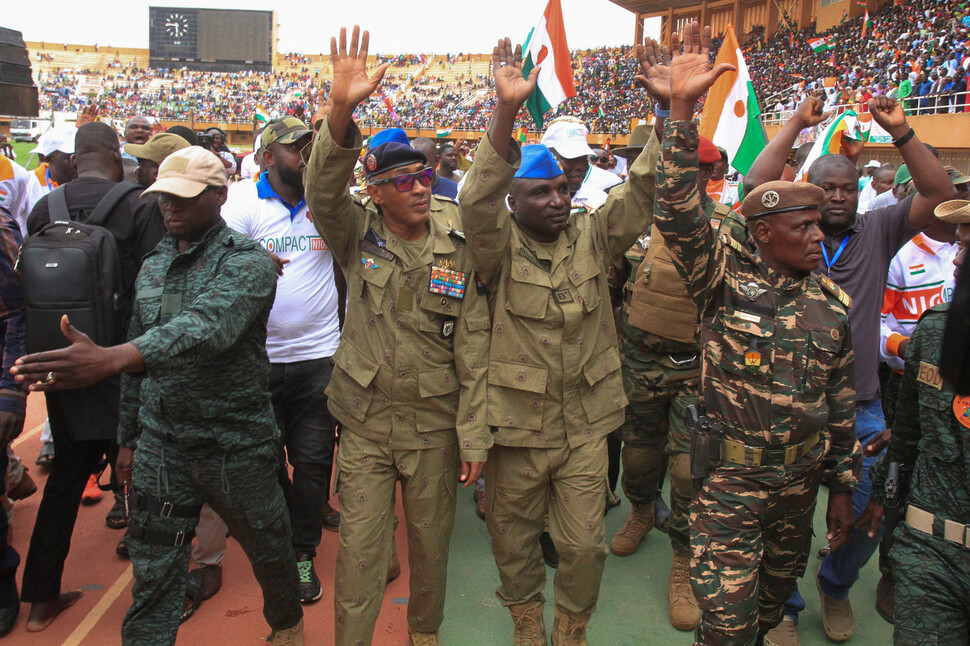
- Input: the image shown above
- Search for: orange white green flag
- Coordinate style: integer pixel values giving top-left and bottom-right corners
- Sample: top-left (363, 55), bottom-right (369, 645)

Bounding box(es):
top-left (698, 25), bottom-right (766, 174)
top-left (794, 110), bottom-right (865, 180)
top-left (521, 0), bottom-right (577, 129)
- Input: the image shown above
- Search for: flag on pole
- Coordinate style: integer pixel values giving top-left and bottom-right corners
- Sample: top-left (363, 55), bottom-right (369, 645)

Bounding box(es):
top-left (862, 8), bottom-right (872, 38)
top-left (808, 38), bottom-right (828, 54)
top-left (698, 25), bottom-right (766, 175)
top-left (794, 110), bottom-right (864, 181)
top-left (521, 0), bottom-right (577, 129)
top-left (254, 106), bottom-right (270, 124)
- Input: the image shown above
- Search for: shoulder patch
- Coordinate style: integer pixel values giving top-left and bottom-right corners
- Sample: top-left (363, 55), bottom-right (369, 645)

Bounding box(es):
top-left (817, 274), bottom-right (852, 309)
top-left (712, 200), bottom-right (732, 215)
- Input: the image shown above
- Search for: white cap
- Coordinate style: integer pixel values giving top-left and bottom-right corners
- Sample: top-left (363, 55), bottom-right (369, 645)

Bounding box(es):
top-left (540, 117), bottom-right (594, 160)
top-left (31, 126), bottom-right (77, 156)
top-left (865, 159), bottom-right (881, 169)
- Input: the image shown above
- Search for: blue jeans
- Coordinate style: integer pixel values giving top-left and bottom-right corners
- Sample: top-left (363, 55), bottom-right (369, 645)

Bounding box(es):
top-left (784, 400), bottom-right (886, 619)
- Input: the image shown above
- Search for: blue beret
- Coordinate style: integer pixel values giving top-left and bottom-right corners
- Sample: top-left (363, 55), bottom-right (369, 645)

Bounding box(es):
top-left (364, 142), bottom-right (427, 178)
top-left (369, 128), bottom-right (410, 149)
top-left (515, 144), bottom-right (564, 180)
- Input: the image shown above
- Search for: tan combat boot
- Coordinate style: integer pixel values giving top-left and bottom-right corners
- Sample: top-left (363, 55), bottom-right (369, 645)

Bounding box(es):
top-left (764, 617), bottom-right (800, 646)
top-left (668, 551), bottom-right (700, 631)
top-left (408, 629), bottom-right (441, 646)
top-left (609, 503), bottom-right (655, 556)
top-left (509, 600), bottom-right (547, 646)
top-left (551, 607), bottom-right (589, 646)
top-left (268, 618), bottom-right (303, 646)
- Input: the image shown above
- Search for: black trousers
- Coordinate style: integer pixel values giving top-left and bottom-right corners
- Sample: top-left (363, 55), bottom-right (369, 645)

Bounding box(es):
top-left (0, 455), bottom-right (18, 607)
top-left (21, 434), bottom-right (108, 603)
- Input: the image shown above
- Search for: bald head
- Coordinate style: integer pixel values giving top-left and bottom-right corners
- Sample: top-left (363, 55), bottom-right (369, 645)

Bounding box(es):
top-left (411, 138), bottom-right (438, 167)
top-left (124, 116), bottom-right (152, 145)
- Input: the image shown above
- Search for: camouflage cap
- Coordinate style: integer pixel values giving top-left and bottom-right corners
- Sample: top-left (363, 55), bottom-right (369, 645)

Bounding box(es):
top-left (124, 132), bottom-right (190, 164)
top-left (741, 180), bottom-right (824, 220)
top-left (934, 199), bottom-right (970, 224)
top-left (945, 165), bottom-right (970, 186)
top-left (260, 117), bottom-right (312, 148)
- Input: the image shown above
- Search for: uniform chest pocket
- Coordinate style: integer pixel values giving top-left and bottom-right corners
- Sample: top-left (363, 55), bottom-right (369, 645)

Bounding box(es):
top-left (917, 389), bottom-right (963, 462)
top-left (415, 290), bottom-right (462, 332)
top-left (567, 257), bottom-right (603, 313)
top-left (714, 311), bottom-right (775, 384)
top-left (803, 328), bottom-right (842, 395)
top-left (135, 290), bottom-right (163, 327)
top-left (359, 259), bottom-right (394, 314)
top-left (638, 248), bottom-right (688, 297)
top-left (507, 263), bottom-right (550, 320)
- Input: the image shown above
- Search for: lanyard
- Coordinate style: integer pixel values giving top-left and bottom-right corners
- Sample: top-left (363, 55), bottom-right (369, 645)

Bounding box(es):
top-left (45, 167), bottom-right (53, 190)
top-left (821, 234), bottom-right (850, 276)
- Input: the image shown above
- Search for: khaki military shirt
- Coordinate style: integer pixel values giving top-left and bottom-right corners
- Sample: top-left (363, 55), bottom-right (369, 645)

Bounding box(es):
top-left (654, 120), bottom-right (860, 492)
top-left (304, 120), bottom-right (492, 462)
top-left (458, 133), bottom-right (659, 449)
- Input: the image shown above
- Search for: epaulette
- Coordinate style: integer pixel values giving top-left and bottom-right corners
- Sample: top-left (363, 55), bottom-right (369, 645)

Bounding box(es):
top-left (817, 274), bottom-right (852, 309)
top-left (571, 201), bottom-right (593, 214)
top-left (712, 200), bottom-right (732, 215)
top-left (433, 194), bottom-right (459, 206)
top-left (448, 227), bottom-right (465, 241)
top-left (720, 232), bottom-right (747, 255)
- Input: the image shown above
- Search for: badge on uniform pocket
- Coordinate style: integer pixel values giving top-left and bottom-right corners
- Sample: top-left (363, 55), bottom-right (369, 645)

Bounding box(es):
top-left (442, 320), bottom-right (455, 337)
top-left (744, 338), bottom-right (762, 374)
top-left (429, 262), bottom-right (467, 299)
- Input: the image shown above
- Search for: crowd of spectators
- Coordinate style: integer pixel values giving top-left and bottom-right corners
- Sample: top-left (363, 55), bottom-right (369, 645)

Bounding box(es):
top-left (29, 0), bottom-right (970, 134)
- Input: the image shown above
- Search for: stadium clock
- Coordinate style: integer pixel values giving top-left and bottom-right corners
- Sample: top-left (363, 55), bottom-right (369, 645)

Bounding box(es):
top-left (164, 12), bottom-right (190, 41)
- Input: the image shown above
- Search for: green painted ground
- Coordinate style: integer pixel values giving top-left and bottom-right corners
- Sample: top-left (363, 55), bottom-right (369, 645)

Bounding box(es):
top-left (440, 485), bottom-right (893, 645)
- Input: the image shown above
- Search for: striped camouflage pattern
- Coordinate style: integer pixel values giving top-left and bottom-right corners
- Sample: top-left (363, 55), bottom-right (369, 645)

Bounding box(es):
top-left (653, 119), bottom-right (861, 645)
top-left (870, 304), bottom-right (970, 644)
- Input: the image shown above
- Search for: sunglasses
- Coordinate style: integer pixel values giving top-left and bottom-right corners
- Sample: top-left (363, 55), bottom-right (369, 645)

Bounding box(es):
top-left (368, 167), bottom-right (434, 192)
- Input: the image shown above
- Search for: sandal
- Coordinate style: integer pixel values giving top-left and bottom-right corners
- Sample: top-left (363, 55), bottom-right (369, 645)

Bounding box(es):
top-left (116, 535), bottom-right (129, 558)
top-left (105, 493), bottom-right (127, 529)
top-left (180, 566), bottom-right (222, 624)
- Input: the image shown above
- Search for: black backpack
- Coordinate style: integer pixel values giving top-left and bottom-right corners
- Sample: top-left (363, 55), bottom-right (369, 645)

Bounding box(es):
top-left (18, 182), bottom-right (140, 353)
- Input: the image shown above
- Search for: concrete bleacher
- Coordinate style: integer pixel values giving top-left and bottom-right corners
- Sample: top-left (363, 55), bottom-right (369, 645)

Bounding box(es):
top-left (27, 42), bottom-right (149, 77)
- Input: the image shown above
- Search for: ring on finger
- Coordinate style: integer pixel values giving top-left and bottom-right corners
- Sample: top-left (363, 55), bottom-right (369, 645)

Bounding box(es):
top-left (45, 371), bottom-right (56, 385)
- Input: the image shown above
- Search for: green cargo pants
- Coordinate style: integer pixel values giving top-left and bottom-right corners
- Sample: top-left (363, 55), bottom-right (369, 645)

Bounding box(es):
top-left (122, 433), bottom-right (302, 646)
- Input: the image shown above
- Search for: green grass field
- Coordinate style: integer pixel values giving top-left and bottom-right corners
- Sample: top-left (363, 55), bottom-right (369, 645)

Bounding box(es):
top-left (9, 141), bottom-right (41, 171)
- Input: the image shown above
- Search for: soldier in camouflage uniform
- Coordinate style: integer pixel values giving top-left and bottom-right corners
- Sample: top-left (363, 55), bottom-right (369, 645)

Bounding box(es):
top-left (609, 117), bottom-right (731, 630)
top-left (11, 146), bottom-right (304, 646)
top-left (303, 28), bottom-right (491, 646)
top-left (862, 201), bottom-right (970, 646)
top-left (646, 23), bottom-right (861, 646)
top-left (458, 38), bottom-right (660, 646)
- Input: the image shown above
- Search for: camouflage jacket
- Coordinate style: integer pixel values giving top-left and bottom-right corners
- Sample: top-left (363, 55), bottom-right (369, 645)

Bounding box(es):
top-left (304, 119), bottom-right (492, 462)
top-left (654, 120), bottom-right (859, 491)
top-left (457, 132), bottom-right (658, 448)
top-left (118, 221), bottom-right (278, 450)
top-left (871, 304), bottom-right (970, 523)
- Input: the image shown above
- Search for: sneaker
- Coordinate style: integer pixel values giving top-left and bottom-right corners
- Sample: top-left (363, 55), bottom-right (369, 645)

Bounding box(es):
top-left (817, 573), bottom-right (853, 641)
top-left (764, 617), bottom-right (800, 646)
top-left (81, 474), bottom-right (103, 504)
top-left (296, 553), bottom-right (322, 603)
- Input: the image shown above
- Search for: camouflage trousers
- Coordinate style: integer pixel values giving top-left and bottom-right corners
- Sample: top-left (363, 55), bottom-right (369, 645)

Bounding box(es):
top-left (890, 522), bottom-right (970, 645)
top-left (486, 438), bottom-right (609, 615)
top-left (122, 433), bottom-right (301, 646)
top-left (618, 342), bottom-right (699, 552)
top-left (333, 429), bottom-right (459, 646)
top-left (690, 459), bottom-right (823, 646)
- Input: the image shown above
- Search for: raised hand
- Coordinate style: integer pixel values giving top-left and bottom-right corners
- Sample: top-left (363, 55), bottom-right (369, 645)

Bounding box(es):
top-left (76, 104), bottom-right (100, 128)
top-left (868, 96), bottom-right (908, 139)
top-left (793, 96), bottom-right (829, 128)
top-left (329, 26), bottom-right (388, 110)
top-left (634, 37), bottom-right (671, 106)
top-left (492, 38), bottom-right (539, 110)
top-left (669, 22), bottom-right (736, 120)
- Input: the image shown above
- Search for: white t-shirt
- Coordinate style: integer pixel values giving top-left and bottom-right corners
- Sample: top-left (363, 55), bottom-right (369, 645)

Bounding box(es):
top-left (222, 177), bottom-right (341, 363)
top-left (0, 158), bottom-right (32, 236)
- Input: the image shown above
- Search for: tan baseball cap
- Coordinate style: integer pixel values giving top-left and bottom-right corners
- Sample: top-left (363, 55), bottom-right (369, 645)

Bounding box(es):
top-left (934, 199), bottom-right (970, 224)
top-left (141, 146), bottom-right (227, 199)
top-left (124, 132), bottom-right (190, 164)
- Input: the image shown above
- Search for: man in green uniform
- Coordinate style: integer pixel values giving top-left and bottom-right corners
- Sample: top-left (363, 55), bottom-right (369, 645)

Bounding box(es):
top-left (862, 200), bottom-right (970, 646)
top-left (457, 36), bottom-right (669, 645)
top-left (10, 145), bottom-right (304, 646)
top-left (303, 27), bottom-right (491, 646)
top-left (647, 23), bottom-right (861, 646)
top-left (608, 126), bottom-right (732, 632)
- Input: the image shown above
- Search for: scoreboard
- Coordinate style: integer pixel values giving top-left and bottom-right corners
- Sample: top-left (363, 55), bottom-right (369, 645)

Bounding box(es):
top-left (149, 7), bottom-right (275, 72)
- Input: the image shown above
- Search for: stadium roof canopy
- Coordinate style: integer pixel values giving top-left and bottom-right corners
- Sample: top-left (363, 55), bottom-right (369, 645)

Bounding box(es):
top-left (608, 0), bottom-right (706, 14)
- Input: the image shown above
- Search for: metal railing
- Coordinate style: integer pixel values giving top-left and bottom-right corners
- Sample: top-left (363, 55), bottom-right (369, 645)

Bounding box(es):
top-left (760, 93), bottom-right (970, 125)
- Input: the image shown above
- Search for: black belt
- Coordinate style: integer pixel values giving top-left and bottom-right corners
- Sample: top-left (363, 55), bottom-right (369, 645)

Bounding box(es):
top-left (130, 490), bottom-right (202, 519)
top-left (129, 521), bottom-right (195, 548)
